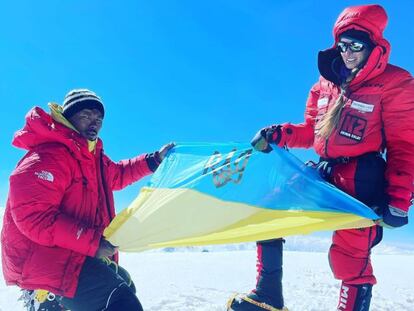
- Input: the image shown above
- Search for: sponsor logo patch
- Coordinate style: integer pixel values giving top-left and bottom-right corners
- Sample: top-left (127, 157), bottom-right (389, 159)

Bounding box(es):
top-left (35, 170), bottom-right (54, 182)
top-left (317, 97), bottom-right (328, 107)
top-left (350, 100), bottom-right (374, 113)
top-left (339, 114), bottom-right (367, 141)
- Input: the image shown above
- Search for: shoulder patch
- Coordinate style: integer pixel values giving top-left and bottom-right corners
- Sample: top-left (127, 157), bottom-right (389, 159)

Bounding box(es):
top-left (35, 170), bottom-right (54, 182)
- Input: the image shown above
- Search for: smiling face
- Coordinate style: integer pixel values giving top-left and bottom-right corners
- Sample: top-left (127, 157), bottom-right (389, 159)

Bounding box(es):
top-left (68, 108), bottom-right (103, 141)
top-left (338, 37), bottom-right (371, 70)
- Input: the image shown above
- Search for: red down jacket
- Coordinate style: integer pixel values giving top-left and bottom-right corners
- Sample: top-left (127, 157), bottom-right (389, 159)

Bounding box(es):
top-left (1, 106), bottom-right (153, 297)
top-left (279, 5), bottom-right (414, 211)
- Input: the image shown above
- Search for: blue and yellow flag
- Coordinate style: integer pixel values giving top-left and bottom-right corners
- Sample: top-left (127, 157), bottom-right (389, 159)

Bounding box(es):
top-left (105, 143), bottom-right (378, 252)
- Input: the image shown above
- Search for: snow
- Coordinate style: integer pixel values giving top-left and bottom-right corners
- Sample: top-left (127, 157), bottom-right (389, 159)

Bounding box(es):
top-left (0, 246), bottom-right (413, 310)
top-left (99, 250), bottom-right (414, 311)
top-left (1, 208), bottom-right (413, 310)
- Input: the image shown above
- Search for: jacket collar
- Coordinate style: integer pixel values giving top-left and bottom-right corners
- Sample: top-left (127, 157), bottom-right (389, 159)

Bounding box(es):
top-left (318, 43), bottom-right (389, 88)
top-left (13, 105), bottom-right (103, 159)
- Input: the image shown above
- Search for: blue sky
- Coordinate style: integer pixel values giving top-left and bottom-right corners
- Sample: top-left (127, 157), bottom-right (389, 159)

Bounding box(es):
top-left (1, 0), bottom-right (413, 244)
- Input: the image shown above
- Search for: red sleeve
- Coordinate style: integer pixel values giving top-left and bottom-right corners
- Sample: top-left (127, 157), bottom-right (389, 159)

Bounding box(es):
top-left (8, 148), bottom-right (101, 257)
top-left (282, 82), bottom-right (320, 148)
top-left (382, 71), bottom-right (414, 211)
top-left (103, 153), bottom-right (153, 191)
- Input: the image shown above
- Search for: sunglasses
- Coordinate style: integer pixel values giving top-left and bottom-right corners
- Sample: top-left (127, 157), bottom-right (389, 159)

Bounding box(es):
top-left (337, 41), bottom-right (365, 53)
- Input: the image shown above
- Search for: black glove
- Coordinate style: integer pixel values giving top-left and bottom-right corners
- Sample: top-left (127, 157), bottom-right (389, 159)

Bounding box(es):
top-left (251, 125), bottom-right (283, 153)
top-left (377, 205), bottom-right (409, 228)
top-left (315, 161), bottom-right (334, 181)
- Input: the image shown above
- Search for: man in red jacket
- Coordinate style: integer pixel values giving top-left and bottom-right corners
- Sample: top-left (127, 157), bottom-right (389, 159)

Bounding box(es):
top-left (1, 89), bottom-right (174, 311)
top-left (228, 4), bottom-right (414, 311)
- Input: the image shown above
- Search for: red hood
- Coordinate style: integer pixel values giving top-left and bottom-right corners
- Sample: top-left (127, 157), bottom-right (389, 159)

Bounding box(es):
top-left (318, 4), bottom-right (391, 87)
top-left (12, 106), bottom-right (103, 158)
top-left (333, 4), bottom-right (388, 45)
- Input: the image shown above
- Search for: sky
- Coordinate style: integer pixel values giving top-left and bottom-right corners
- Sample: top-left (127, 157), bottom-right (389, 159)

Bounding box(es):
top-left (1, 0), bottom-right (413, 244)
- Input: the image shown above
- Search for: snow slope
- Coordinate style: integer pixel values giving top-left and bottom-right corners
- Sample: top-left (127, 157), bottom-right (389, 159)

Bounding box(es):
top-left (0, 249), bottom-right (413, 311)
top-left (1, 208), bottom-right (413, 310)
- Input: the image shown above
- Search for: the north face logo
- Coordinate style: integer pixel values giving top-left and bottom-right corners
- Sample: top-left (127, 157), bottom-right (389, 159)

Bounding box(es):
top-left (35, 170), bottom-right (54, 182)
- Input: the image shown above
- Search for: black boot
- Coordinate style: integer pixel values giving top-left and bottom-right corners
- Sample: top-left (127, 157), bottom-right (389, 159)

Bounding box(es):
top-left (336, 282), bottom-right (373, 311)
top-left (228, 239), bottom-right (286, 311)
top-left (227, 293), bottom-right (288, 311)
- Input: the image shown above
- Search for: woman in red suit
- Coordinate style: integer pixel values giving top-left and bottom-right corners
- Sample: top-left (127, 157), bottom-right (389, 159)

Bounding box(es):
top-left (229, 4), bottom-right (414, 311)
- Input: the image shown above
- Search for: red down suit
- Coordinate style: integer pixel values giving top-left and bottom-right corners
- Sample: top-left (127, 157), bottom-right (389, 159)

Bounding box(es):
top-left (278, 5), bottom-right (414, 284)
top-left (1, 107), bottom-right (153, 297)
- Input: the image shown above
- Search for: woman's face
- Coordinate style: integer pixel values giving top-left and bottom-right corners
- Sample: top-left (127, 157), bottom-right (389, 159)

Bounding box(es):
top-left (337, 37), bottom-right (371, 70)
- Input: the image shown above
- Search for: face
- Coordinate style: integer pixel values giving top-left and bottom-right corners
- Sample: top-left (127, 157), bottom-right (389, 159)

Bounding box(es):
top-left (337, 37), bottom-right (371, 70)
top-left (68, 108), bottom-right (103, 141)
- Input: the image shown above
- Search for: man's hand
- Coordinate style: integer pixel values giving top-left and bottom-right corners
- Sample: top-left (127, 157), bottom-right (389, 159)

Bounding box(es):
top-left (375, 205), bottom-right (408, 228)
top-left (95, 238), bottom-right (118, 258)
top-left (251, 125), bottom-right (284, 153)
top-left (158, 142), bottom-right (176, 161)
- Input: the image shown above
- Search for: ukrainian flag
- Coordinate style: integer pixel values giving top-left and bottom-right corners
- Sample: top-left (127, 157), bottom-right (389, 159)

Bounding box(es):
top-left (104, 143), bottom-right (378, 252)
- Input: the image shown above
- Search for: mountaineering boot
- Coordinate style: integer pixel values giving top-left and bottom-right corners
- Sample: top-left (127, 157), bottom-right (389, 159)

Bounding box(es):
top-left (227, 293), bottom-right (288, 311)
top-left (227, 239), bottom-right (287, 311)
top-left (336, 282), bottom-right (373, 311)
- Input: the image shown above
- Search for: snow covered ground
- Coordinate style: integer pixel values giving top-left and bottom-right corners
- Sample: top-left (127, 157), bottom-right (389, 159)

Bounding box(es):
top-left (1, 208), bottom-right (413, 310)
top-left (0, 245), bottom-right (413, 311)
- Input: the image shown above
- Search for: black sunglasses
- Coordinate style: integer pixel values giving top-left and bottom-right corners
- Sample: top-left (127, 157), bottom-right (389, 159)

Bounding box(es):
top-left (337, 41), bottom-right (365, 53)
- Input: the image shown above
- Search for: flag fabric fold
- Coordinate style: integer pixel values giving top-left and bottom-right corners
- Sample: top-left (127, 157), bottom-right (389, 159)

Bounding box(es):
top-left (105, 143), bottom-right (378, 252)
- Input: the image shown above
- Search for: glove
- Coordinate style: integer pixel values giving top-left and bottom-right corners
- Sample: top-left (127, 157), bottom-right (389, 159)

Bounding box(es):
top-left (315, 161), bottom-right (335, 181)
top-left (95, 238), bottom-right (118, 258)
top-left (251, 125), bottom-right (284, 153)
top-left (376, 205), bottom-right (408, 228)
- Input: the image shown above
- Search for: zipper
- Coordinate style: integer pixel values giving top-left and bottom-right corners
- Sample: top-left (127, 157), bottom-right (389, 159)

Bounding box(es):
top-left (100, 151), bottom-right (114, 221)
top-left (75, 159), bottom-right (90, 222)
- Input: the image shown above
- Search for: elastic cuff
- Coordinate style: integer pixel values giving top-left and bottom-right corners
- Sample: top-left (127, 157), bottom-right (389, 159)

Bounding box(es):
top-left (145, 152), bottom-right (161, 172)
top-left (388, 199), bottom-right (410, 212)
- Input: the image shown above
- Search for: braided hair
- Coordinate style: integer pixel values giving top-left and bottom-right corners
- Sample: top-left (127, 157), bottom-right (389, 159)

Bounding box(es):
top-left (316, 67), bottom-right (359, 139)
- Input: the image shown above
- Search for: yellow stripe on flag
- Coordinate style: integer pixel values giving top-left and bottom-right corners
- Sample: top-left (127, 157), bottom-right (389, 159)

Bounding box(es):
top-left (105, 187), bottom-right (374, 252)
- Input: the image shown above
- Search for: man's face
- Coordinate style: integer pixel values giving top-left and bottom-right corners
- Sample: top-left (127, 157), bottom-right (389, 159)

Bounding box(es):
top-left (68, 108), bottom-right (103, 141)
